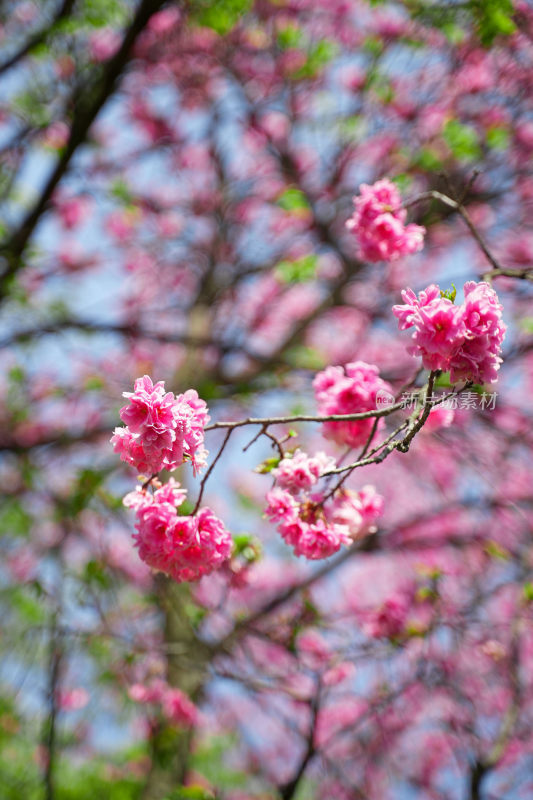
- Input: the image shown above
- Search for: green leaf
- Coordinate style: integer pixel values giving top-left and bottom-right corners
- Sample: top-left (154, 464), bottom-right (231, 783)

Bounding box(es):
top-left (194, 379), bottom-right (224, 401)
top-left (84, 376), bottom-right (105, 391)
top-left (166, 787), bottom-right (214, 800)
top-left (189, 733), bottom-right (247, 791)
top-left (440, 283), bottom-right (457, 303)
top-left (519, 317), bottom-right (533, 334)
top-left (486, 126), bottom-right (510, 151)
top-left (277, 24), bottom-right (303, 50)
top-left (84, 560), bottom-right (111, 589)
top-left (362, 35), bottom-right (384, 56)
top-left (8, 366), bottom-right (26, 384)
top-left (338, 115), bottom-right (366, 143)
top-left (441, 22), bottom-right (467, 44)
top-left (276, 187), bottom-right (310, 214)
top-left (275, 254), bottom-right (318, 284)
top-left (391, 173), bottom-right (412, 193)
top-left (81, 0), bottom-right (126, 28)
top-left (473, 0), bottom-right (516, 46)
top-left (233, 533), bottom-right (261, 562)
top-left (192, 0), bottom-right (252, 35)
top-left (177, 499), bottom-right (195, 516)
top-left (60, 468), bottom-right (108, 518)
top-left (523, 582), bottom-right (533, 602)
top-left (233, 532), bottom-right (254, 551)
top-left (413, 147), bottom-right (443, 172)
top-left (254, 456), bottom-right (281, 474)
top-left (485, 540), bottom-right (510, 561)
top-left (110, 179), bottom-right (134, 205)
top-left (443, 120), bottom-right (481, 162)
top-left (285, 346), bottom-right (325, 370)
top-left (11, 587), bottom-right (46, 624)
top-left (0, 500), bottom-right (32, 538)
top-left (293, 39), bottom-right (338, 79)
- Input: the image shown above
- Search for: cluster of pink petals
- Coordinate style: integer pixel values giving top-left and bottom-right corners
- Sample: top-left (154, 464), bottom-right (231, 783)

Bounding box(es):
top-left (313, 361), bottom-right (392, 448)
top-left (123, 479), bottom-right (233, 582)
top-left (364, 594), bottom-right (410, 640)
top-left (272, 449), bottom-right (336, 493)
top-left (393, 281), bottom-right (506, 384)
top-left (56, 688), bottom-right (90, 711)
top-left (265, 449), bottom-right (383, 560)
top-left (111, 375), bottom-right (209, 475)
top-left (128, 680), bottom-right (197, 727)
top-left (346, 179), bottom-right (425, 262)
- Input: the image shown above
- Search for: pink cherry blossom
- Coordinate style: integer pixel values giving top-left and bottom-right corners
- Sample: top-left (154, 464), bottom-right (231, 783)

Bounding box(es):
top-left (330, 486), bottom-right (383, 537)
top-left (264, 448), bottom-right (384, 559)
top-left (364, 594), bottom-right (410, 639)
top-left (56, 688), bottom-right (90, 711)
top-left (111, 375), bottom-right (209, 475)
top-left (128, 485), bottom-right (233, 583)
top-left (448, 281), bottom-right (506, 384)
top-left (161, 687), bottom-right (198, 726)
top-left (88, 28), bottom-right (121, 62)
top-left (423, 406), bottom-right (455, 432)
top-left (53, 193), bottom-right (91, 229)
top-left (346, 179), bottom-right (425, 262)
top-left (129, 681), bottom-right (197, 727)
top-left (264, 487), bottom-right (299, 523)
top-left (279, 516), bottom-right (351, 560)
top-left (272, 450), bottom-right (336, 492)
top-left (313, 361), bottom-right (392, 448)
top-left (393, 282), bottom-right (506, 384)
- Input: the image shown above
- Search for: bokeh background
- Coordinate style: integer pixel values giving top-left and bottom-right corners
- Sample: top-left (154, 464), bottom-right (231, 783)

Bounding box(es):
top-left (1, 1), bottom-right (533, 798)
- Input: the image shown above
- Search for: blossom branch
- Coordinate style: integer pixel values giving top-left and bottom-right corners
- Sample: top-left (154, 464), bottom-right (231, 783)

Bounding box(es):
top-left (204, 400), bottom-right (406, 432)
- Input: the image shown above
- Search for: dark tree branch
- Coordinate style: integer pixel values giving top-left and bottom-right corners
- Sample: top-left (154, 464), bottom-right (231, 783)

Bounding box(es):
top-left (0, 0), bottom-right (77, 76)
top-left (0, 0), bottom-right (168, 299)
top-left (279, 683), bottom-right (321, 800)
top-left (42, 613), bottom-right (62, 800)
top-left (469, 760), bottom-right (488, 800)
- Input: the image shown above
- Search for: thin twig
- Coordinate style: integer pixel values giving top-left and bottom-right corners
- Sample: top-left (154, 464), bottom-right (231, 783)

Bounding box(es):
top-left (404, 189), bottom-right (501, 271)
top-left (192, 428), bottom-right (233, 514)
top-left (205, 400), bottom-right (406, 432)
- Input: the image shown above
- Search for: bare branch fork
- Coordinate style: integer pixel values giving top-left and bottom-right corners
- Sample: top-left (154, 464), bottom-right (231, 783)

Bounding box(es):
top-left (404, 186), bottom-right (533, 281)
top-left (184, 374), bottom-right (472, 511)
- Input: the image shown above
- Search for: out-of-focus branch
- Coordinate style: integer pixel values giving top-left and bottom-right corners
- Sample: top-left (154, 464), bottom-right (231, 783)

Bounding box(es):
top-left (405, 188), bottom-right (502, 272)
top-left (0, 318), bottom-right (220, 350)
top-left (0, 0), bottom-right (168, 299)
top-left (482, 267), bottom-right (533, 283)
top-left (42, 611), bottom-right (62, 800)
top-left (279, 682), bottom-right (321, 800)
top-left (0, 424), bottom-right (110, 453)
top-left (0, 0), bottom-right (77, 76)
top-left (468, 760), bottom-right (488, 800)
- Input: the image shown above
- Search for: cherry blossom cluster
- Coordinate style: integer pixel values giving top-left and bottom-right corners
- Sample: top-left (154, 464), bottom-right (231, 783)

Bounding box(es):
top-left (313, 361), bottom-right (392, 448)
top-left (123, 479), bottom-right (233, 583)
top-left (393, 281), bottom-right (506, 384)
top-left (111, 375), bottom-right (209, 475)
top-left (346, 179), bottom-right (425, 262)
top-left (265, 449), bottom-right (383, 560)
top-left (128, 679), bottom-right (197, 728)
top-left (363, 594), bottom-right (410, 640)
